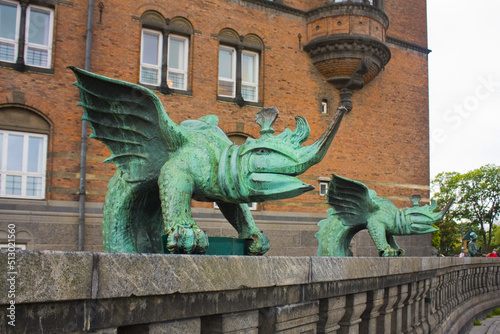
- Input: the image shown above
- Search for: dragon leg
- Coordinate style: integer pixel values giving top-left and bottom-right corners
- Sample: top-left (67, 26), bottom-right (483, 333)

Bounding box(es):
top-left (388, 234), bottom-right (405, 256)
top-left (216, 202), bottom-right (270, 255)
top-left (316, 215), bottom-right (356, 256)
top-left (102, 172), bottom-right (139, 253)
top-left (367, 218), bottom-right (399, 257)
top-left (103, 171), bottom-right (164, 253)
top-left (158, 164), bottom-right (208, 254)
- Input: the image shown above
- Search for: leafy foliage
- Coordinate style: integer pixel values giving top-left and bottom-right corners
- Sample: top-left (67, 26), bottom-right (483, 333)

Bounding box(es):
top-left (432, 164), bottom-right (500, 254)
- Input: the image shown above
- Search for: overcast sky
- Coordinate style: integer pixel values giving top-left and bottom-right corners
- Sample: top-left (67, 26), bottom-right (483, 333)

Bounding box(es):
top-left (427, 0), bottom-right (500, 178)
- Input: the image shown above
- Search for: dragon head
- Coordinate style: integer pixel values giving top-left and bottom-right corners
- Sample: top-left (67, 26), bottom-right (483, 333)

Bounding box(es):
top-left (218, 106), bottom-right (347, 202)
top-left (397, 195), bottom-right (454, 234)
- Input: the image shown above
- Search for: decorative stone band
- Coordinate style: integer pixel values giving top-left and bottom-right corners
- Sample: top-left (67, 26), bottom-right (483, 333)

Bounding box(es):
top-left (304, 34), bottom-right (391, 66)
top-left (218, 144), bottom-right (249, 202)
top-left (306, 2), bottom-right (389, 29)
top-left (396, 210), bottom-right (411, 235)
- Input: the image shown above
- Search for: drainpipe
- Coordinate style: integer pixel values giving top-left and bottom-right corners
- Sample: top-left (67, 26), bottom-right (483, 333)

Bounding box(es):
top-left (79, 0), bottom-right (95, 251)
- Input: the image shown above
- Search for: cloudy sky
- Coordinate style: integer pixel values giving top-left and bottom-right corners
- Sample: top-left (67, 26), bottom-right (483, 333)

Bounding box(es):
top-left (427, 0), bottom-right (500, 178)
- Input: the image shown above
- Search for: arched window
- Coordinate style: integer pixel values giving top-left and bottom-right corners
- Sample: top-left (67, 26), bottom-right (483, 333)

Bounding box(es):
top-left (139, 11), bottom-right (193, 94)
top-left (0, 106), bottom-right (50, 199)
top-left (217, 29), bottom-right (264, 107)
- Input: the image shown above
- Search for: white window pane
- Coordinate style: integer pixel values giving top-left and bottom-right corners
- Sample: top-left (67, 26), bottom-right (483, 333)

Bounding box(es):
top-left (167, 72), bottom-right (185, 90)
top-left (26, 46), bottom-right (48, 67)
top-left (0, 2), bottom-right (18, 40)
top-left (168, 38), bottom-right (184, 70)
top-left (27, 136), bottom-right (43, 173)
top-left (28, 8), bottom-right (50, 46)
top-left (6, 175), bottom-right (21, 195)
top-left (140, 67), bottom-right (159, 85)
top-left (0, 41), bottom-right (15, 62)
top-left (7, 134), bottom-right (23, 171)
top-left (218, 79), bottom-right (235, 97)
top-left (26, 176), bottom-right (42, 196)
top-left (142, 32), bottom-right (159, 65)
top-left (241, 85), bottom-right (256, 101)
top-left (242, 53), bottom-right (256, 83)
top-left (218, 48), bottom-right (233, 79)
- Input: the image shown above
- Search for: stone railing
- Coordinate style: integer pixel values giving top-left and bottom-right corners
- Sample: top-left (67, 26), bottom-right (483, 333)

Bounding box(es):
top-left (1, 251), bottom-right (499, 333)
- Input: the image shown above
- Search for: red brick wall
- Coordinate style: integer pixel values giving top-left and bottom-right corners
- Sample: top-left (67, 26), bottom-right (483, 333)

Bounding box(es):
top-left (0, 0), bottom-right (429, 213)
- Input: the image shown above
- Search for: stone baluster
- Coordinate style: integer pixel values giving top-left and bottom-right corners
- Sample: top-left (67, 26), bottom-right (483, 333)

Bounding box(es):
top-left (393, 284), bottom-right (408, 334)
top-left (338, 292), bottom-right (367, 334)
top-left (376, 286), bottom-right (399, 334)
top-left (456, 269), bottom-right (464, 305)
top-left (444, 272), bottom-right (453, 315)
top-left (473, 267), bottom-right (480, 298)
top-left (426, 276), bottom-right (439, 330)
top-left (317, 296), bottom-right (346, 334)
top-left (487, 266), bottom-right (495, 292)
top-left (434, 274), bottom-right (445, 325)
top-left (259, 301), bottom-right (320, 333)
top-left (480, 266), bottom-right (487, 295)
top-left (359, 288), bottom-right (384, 334)
top-left (493, 266), bottom-right (500, 290)
top-left (463, 268), bottom-right (470, 301)
top-left (419, 279), bottom-right (431, 334)
top-left (410, 280), bottom-right (426, 333)
top-left (201, 310), bottom-right (259, 334)
top-left (402, 282), bottom-right (417, 333)
top-left (442, 273), bottom-right (452, 317)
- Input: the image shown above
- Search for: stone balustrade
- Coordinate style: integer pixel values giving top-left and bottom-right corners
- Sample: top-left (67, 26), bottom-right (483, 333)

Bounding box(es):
top-left (1, 251), bottom-right (499, 333)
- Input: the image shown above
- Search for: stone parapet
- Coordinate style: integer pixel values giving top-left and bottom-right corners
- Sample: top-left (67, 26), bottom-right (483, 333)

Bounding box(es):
top-left (1, 251), bottom-right (499, 333)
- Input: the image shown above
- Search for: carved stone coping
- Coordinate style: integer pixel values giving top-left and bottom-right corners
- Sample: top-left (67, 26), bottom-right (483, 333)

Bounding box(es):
top-left (0, 250), bottom-right (496, 305)
top-left (304, 34), bottom-right (391, 66)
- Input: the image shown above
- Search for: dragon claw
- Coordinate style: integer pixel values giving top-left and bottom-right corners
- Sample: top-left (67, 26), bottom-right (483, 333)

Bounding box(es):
top-left (379, 247), bottom-right (405, 257)
top-left (247, 231), bottom-right (270, 256)
top-left (165, 225), bottom-right (209, 254)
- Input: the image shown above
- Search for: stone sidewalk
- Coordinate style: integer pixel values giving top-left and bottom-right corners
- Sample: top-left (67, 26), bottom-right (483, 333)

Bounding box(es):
top-left (468, 316), bottom-right (500, 334)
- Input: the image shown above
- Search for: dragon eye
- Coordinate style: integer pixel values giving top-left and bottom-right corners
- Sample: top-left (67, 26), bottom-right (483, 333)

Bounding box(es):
top-left (255, 148), bottom-right (270, 155)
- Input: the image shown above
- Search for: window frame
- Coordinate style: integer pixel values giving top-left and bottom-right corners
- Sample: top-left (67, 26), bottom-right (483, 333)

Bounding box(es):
top-left (140, 28), bottom-right (163, 87)
top-left (167, 34), bottom-right (189, 91)
top-left (0, 0), bottom-right (21, 63)
top-left (319, 181), bottom-right (329, 196)
top-left (139, 27), bottom-right (191, 94)
top-left (217, 44), bottom-right (262, 107)
top-left (24, 4), bottom-right (54, 69)
top-left (218, 45), bottom-right (237, 98)
top-left (241, 50), bottom-right (259, 103)
top-left (0, 129), bottom-right (47, 199)
top-left (0, 0), bottom-right (55, 72)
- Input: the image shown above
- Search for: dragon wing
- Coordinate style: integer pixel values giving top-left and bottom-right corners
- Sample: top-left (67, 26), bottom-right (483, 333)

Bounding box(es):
top-left (326, 174), bottom-right (379, 226)
top-left (70, 66), bottom-right (188, 183)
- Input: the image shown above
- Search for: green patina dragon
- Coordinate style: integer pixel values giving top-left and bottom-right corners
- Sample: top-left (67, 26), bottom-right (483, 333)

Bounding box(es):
top-left (316, 174), bottom-right (453, 257)
top-left (70, 67), bottom-right (347, 255)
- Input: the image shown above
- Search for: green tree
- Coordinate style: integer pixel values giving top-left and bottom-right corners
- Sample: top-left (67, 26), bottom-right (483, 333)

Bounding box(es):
top-left (432, 164), bottom-right (500, 254)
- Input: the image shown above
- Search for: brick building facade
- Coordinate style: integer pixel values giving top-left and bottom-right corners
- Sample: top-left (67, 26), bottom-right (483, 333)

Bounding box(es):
top-left (0, 0), bottom-right (434, 256)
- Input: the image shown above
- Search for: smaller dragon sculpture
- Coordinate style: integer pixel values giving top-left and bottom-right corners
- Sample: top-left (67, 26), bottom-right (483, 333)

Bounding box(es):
top-left (316, 174), bottom-right (454, 257)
